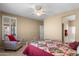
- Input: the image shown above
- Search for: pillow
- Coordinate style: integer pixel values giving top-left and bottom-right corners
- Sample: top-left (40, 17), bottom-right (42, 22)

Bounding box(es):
top-left (7, 34), bottom-right (17, 41)
top-left (69, 41), bottom-right (79, 50)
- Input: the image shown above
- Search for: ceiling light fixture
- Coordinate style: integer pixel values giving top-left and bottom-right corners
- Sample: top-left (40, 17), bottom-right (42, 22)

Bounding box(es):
top-left (34, 5), bottom-right (46, 16)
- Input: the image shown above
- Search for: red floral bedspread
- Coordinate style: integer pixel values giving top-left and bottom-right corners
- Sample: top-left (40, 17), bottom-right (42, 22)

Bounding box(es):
top-left (23, 40), bottom-right (76, 56)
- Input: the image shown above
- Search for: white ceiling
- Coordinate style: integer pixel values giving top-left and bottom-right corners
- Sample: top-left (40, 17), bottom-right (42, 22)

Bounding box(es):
top-left (0, 3), bottom-right (79, 20)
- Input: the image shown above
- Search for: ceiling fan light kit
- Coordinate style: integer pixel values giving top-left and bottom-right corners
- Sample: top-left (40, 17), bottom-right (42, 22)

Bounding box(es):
top-left (34, 5), bottom-right (46, 16)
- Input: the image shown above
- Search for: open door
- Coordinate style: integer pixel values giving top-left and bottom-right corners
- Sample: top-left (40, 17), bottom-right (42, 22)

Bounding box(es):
top-left (62, 15), bottom-right (76, 43)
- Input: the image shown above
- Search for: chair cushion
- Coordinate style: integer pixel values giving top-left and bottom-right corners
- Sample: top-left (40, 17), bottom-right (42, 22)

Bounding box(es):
top-left (7, 34), bottom-right (17, 41)
top-left (69, 41), bottom-right (79, 50)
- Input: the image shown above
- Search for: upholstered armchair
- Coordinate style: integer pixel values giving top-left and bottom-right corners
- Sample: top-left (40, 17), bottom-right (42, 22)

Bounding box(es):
top-left (3, 34), bottom-right (23, 50)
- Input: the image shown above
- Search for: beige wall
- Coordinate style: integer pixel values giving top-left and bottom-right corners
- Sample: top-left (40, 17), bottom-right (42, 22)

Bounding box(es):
top-left (17, 16), bottom-right (41, 40)
top-left (0, 12), bottom-right (41, 41)
top-left (44, 9), bottom-right (79, 42)
top-left (44, 16), bottom-right (62, 41)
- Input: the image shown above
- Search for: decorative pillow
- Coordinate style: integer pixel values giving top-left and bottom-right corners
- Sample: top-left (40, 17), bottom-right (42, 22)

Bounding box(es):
top-left (7, 34), bottom-right (17, 41)
top-left (69, 41), bottom-right (79, 50)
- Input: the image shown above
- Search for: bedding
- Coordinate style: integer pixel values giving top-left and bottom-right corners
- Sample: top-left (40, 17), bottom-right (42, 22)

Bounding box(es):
top-left (69, 41), bottom-right (79, 50)
top-left (23, 40), bottom-right (76, 56)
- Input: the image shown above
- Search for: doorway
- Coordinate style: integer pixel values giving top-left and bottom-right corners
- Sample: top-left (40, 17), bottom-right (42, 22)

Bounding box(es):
top-left (62, 15), bottom-right (76, 43)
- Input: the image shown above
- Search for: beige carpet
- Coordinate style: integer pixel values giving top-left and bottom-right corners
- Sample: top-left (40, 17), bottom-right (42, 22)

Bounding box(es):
top-left (0, 45), bottom-right (26, 56)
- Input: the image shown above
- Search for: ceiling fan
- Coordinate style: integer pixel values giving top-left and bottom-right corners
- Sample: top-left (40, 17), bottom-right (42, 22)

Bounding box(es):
top-left (32, 5), bottom-right (46, 16)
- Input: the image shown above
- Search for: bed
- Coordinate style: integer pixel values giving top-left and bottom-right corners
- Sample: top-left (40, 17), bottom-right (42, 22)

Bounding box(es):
top-left (23, 40), bottom-right (76, 56)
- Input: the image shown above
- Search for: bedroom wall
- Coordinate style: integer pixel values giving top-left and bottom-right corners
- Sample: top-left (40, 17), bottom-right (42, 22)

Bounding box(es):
top-left (0, 12), bottom-right (42, 41)
top-left (44, 15), bottom-right (62, 41)
top-left (44, 8), bottom-right (79, 42)
top-left (17, 16), bottom-right (41, 41)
